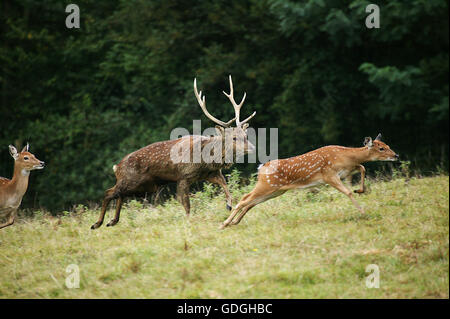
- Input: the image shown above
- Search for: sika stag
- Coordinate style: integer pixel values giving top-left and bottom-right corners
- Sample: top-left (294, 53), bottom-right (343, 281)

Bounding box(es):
top-left (91, 76), bottom-right (256, 229)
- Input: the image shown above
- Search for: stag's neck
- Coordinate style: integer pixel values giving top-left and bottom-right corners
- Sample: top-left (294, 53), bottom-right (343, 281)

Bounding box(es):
top-left (198, 135), bottom-right (239, 166)
top-left (210, 135), bottom-right (228, 164)
top-left (10, 165), bottom-right (30, 198)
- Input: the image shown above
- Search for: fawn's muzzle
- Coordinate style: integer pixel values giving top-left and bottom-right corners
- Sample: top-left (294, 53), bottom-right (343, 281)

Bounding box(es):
top-left (35, 161), bottom-right (45, 169)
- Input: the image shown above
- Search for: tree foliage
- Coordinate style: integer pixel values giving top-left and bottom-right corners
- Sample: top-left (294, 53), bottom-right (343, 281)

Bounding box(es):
top-left (0, 0), bottom-right (448, 211)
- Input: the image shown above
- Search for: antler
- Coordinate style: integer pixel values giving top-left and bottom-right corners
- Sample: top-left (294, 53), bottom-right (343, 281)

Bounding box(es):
top-left (194, 78), bottom-right (235, 127)
top-left (222, 75), bottom-right (256, 127)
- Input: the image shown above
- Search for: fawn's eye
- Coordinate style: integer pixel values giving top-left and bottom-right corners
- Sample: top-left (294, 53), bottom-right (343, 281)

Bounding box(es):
top-left (24, 156), bottom-right (29, 160)
top-left (379, 148), bottom-right (385, 151)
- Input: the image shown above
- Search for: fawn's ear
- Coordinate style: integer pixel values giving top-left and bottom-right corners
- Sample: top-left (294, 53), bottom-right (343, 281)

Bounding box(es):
top-left (364, 137), bottom-right (373, 148)
top-left (375, 133), bottom-right (382, 141)
top-left (21, 142), bottom-right (29, 153)
top-left (215, 125), bottom-right (225, 136)
top-left (9, 145), bottom-right (19, 160)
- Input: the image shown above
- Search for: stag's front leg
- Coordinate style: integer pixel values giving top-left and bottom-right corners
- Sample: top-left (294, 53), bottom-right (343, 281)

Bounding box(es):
top-left (0, 209), bottom-right (16, 230)
top-left (353, 165), bottom-right (366, 194)
top-left (177, 180), bottom-right (191, 215)
top-left (207, 172), bottom-right (232, 210)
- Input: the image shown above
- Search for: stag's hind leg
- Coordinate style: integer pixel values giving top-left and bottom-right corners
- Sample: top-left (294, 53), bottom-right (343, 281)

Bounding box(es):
top-left (106, 196), bottom-right (123, 227)
top-left (91, 186), bottom-right (118, 229)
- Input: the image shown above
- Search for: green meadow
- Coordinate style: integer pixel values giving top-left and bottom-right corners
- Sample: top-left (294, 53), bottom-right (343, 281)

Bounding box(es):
top-left (0, 174), bottom-right (448, 298)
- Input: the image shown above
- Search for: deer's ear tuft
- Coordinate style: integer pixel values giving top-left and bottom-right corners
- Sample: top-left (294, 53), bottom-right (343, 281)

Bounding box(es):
top-left (9, 145), bottom-right (19, 160)
top-left (363, 137), bottom-right (373, 148)
top-left (375, 133), bottom-right (382, 141)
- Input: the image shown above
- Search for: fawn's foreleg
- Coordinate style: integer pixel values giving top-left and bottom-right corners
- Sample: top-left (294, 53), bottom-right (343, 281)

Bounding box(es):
top-left (325, 174), bottom-right (365, 214)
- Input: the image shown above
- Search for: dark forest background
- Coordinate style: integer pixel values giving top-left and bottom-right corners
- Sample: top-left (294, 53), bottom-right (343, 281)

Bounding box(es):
top-left (0, 0), bottom-right (448, 212)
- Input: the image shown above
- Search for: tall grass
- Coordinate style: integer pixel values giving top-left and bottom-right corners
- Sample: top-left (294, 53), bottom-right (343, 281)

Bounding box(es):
top-left (0, 173), bottom-right (448, 298)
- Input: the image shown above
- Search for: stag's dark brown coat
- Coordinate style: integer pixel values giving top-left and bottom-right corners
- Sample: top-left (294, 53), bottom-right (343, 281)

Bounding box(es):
top-left (91, 76), bottom-right (256, 229)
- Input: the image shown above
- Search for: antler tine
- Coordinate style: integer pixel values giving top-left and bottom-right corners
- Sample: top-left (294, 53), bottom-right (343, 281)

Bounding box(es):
top-left (224, 117), bottom-right (237, 126)
top-left (239, 111), bottom-right (256, 126)
top-left (194, 78), bottom-right (231, 127)
top-left (223, 75), bottom-right (254, 127)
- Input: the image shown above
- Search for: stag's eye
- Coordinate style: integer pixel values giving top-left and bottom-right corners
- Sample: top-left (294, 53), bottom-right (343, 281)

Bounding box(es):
top-left (233, 137), bottom-right (237, 141)
top-left (379, 148), bottom-right (385, 151)
top-left (24, 156), bottom-right (29, 160)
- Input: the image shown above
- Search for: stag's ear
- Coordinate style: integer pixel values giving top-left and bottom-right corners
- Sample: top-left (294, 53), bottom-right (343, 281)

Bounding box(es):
top-left (9, 145), bottom-right (19, 160)
top-left (215, 125), bottom-right (225, 136)
top-left (364, 137), bottom-right (373, 148)
top-left (21, 142), bottom-right (29, 153)
top-left (375, 133), bottom-right (382, 141)
top-left (242, 123), bottom-right (249, 131)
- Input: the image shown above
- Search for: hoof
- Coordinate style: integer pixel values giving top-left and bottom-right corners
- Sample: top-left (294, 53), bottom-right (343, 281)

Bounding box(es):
top-left (106, 220), bottom-right (118, 227)
top-left (218, 223), bottom-right (227, 230)
top-left (91, 223), bottom-right (101, 230)
top-left (226, 204), bottom-right (232, 211)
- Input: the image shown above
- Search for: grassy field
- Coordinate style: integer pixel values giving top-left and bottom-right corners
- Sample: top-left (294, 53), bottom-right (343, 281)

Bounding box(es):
top-left (0, 174), bottom-right (448, 298)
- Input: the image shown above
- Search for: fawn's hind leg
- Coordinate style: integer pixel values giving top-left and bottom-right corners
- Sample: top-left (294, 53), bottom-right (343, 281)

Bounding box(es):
top-left (219, 192), bottom-right (252, 229)
top-left (229, 204), bottom-right (255, 225)
top-left (220, 187), bottom-right (284, 229)
top-left (230, 190), bottom-right (286, 225)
